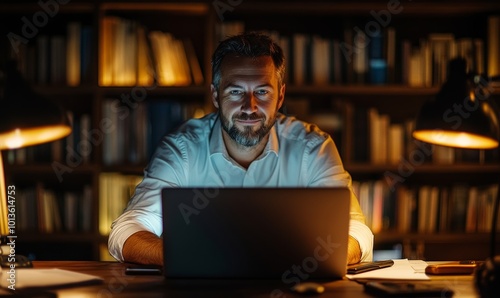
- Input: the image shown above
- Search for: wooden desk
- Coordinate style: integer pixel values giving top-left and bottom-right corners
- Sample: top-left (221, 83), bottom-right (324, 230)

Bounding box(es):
top-left (10, 261), bottom-right (478, 297)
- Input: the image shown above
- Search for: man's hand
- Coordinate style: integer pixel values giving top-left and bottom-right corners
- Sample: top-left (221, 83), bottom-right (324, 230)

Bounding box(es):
top-left (347, 236), bottom-right (362, 265)
top-left (122, 231), bottom-right (163, 265)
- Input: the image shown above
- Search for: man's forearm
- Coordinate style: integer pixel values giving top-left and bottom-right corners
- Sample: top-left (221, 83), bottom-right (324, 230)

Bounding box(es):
top-left (347, 236), bottom-right (362, 265)
top-left (122, 231), bottom-right (163, 265)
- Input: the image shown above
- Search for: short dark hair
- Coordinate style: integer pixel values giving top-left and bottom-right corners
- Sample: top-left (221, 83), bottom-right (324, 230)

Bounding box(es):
top-left (211, 32), bottom-right (286, 91)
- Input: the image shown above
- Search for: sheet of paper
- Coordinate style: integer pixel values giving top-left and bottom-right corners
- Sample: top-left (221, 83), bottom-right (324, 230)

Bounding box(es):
top-left (0, 268), bottom-right (103, 290)
top-left (346, 259), bottom-right (430, 280)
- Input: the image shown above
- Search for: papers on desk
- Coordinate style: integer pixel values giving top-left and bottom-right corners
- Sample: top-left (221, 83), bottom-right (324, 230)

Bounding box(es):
top-left (0, 268), bottom-right (103, 290)
top-left (346, 259), bottom-right (430, 280)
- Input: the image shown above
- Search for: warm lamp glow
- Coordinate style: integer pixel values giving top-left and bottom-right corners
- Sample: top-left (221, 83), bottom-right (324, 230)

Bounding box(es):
top-left (0, 60), bottom-right (73, 239)
top-left (412, 130), bottom-right (499, 149)
top-left (413, 58), bottom-right (500, 298)
top-left (413, 58), bottom-right (499, 150)
top-left (0, 125), bottom-right (71, 150)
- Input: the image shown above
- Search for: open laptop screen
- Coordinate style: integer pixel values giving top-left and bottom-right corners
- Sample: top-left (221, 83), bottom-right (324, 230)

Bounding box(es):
top-left (161, 187), bottom-right (350, 280)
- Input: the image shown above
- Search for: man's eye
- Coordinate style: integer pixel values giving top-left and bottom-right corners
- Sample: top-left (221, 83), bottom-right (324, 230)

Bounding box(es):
top-left (229, 90), bottom-right (243, 95)
top-left (255, 90), bottom-right (269, 95)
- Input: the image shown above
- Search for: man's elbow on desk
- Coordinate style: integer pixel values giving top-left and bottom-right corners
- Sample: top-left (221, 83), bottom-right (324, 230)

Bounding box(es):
top-left (122, 231), bottom-right (163, 266)
top-left (347, 236), bottom-right (362, 265)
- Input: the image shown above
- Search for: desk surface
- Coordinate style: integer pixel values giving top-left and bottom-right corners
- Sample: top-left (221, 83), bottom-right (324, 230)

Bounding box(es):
top-left (5, 261), bottom-right (481, 297)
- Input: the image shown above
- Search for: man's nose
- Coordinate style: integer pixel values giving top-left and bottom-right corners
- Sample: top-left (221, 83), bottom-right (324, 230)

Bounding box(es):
top-left (241, 93), bottom-right (258, 113)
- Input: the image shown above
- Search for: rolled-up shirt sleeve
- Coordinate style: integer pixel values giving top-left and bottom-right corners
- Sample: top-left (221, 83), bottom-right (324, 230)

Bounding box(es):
top-left (107, 177), bottom-right (167, 262)
top-left (108, 136), bottom-right (186, 262)
top-left (349, 219), bottom-right (374, 262)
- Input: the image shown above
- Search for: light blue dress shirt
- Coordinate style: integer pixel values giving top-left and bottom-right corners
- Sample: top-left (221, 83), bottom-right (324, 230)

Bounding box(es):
top-left (108, 112), bottom-right (373, 262)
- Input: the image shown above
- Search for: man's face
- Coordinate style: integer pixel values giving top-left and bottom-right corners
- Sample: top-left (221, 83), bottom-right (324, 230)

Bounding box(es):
top-left (211, 55), bottom-right (285, 147)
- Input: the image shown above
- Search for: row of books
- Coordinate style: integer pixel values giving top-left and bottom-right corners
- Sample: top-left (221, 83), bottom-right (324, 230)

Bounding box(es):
top-left (8, 15), bottom-right (500, 88)
top-left (11, 22), bottom-right (92, 86)
top-left (6, 100), bottom-right (496, 167)
top-left (351, 100), bottom-right (498, 164)
top-left (14, 183), bottom-right (93, 233)
top-left (353, 180), bottom-right (499, 235)
top-left (5, 99), bottom-right (204, 166)
top-left (406, 34), bottom-right (484, 87)
top-left (98, 172), bottom-right (143, 235)
top-left (217, 15), bottom-right (500, 86)
top-left (99, 16), bottom-right (204, 87)
top-left (102, 99), bottom-right (204, 166)
top-left (307, 100), bottom-right (499, 165)
top-left (488, 16), bottom-right (500, 79)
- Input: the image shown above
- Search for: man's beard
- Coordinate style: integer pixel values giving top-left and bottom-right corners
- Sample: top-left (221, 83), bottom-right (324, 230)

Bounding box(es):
top-left (220, 111), bottom-right (275, 147)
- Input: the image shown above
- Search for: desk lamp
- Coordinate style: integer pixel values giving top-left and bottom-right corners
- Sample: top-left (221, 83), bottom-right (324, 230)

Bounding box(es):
top-left (0, 61), bottom-right (71, 262)
top-left (412, 58), bottom-right (500, 298)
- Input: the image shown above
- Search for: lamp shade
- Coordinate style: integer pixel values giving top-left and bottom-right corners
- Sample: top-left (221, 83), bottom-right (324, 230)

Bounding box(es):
top-left (413, 59), bottom-right (499, 149)
top-left (0, 62), bottom-right (71, 150)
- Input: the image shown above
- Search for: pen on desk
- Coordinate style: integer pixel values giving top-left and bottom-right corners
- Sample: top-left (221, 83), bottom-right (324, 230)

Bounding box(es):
top-left (347, 260), bottom-right (395, 274)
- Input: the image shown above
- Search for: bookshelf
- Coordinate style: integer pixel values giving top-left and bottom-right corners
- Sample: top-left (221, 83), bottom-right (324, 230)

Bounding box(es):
top-left (1, 0), bottom-right (499, 261)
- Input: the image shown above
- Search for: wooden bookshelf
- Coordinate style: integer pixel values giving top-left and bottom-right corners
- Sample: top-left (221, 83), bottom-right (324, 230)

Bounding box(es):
top-left (1, 0), bottom-right (499, 261)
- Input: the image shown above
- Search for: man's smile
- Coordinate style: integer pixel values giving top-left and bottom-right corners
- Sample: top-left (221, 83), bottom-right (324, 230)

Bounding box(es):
top-left (235, 118), bottom-right (263, 126)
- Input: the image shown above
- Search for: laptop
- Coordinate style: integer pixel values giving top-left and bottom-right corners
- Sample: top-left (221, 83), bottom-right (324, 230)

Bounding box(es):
top-left (161, 187), bottom-right (351, 280)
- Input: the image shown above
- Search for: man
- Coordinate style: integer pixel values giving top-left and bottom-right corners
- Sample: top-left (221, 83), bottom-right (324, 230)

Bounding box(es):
top-left (108, 32), bottom-right (373, 266)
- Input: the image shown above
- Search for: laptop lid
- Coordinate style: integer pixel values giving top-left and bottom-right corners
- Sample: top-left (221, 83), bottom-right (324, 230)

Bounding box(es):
top-left (161, 187), bottom-right (350, 280)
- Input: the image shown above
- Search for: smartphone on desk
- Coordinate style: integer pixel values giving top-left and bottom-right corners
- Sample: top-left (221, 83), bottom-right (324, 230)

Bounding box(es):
top-left (347, 260), bottom-right (394, 274)
top-left (125, 264), bottom-right (163, 275)
top-left (364, 281), bottom-right (454, 297)
top-left (425, 260), bottom-right (479, 275)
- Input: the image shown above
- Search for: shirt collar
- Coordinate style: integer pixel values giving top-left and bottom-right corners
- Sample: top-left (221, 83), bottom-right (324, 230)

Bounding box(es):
top-left (209, 112), bottom-right (280, 158)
